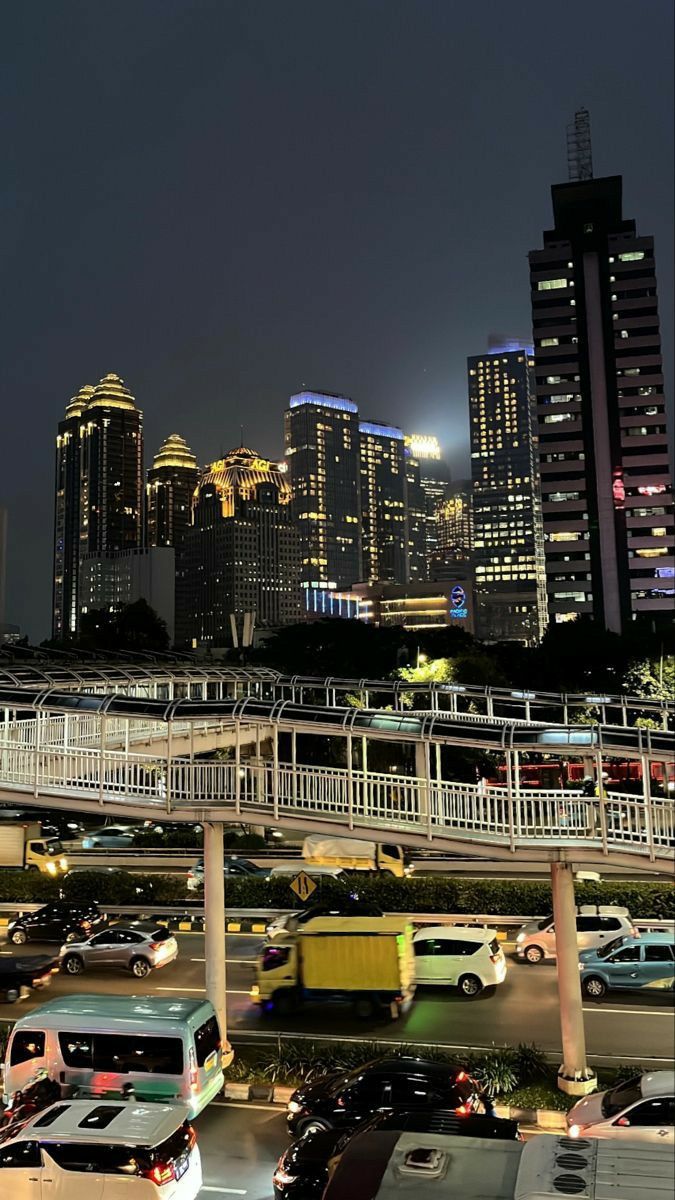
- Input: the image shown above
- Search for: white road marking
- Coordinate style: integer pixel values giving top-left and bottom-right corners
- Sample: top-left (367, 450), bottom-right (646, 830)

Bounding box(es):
top-left (201, 1188), bottom-right (247, 1196)
top-left (583, 1006), bottom-right (674, 1017)
top-left (190, 958), bottom-right (253, 965)
top-left (155, 986), bottom-right (251, 994)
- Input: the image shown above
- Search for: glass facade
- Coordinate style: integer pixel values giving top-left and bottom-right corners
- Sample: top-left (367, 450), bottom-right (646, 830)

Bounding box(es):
top-left (359, 421), bottom-right (406, 583)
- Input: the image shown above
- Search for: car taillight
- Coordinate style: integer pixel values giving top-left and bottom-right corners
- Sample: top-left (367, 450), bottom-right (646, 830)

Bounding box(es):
top-left (490, 953), bottom-right (500, 963)
top-left (456, 1070), bottom-right (467, 1082)
top-left (189, 1047), bottom-right (198, 1091)
top-left (147, 1163), bottom-right (175, 1185)
top-left (455, 1103), bottom-right (471, 1116)
top-left (149, 941), bottom-right (161, 951)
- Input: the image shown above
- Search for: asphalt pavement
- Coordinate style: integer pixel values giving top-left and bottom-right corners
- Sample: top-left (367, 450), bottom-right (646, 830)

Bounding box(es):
top-left (195, 1101), bottom-right (287, 1199)
top-left (2, 930), bottom-right (674, 1065)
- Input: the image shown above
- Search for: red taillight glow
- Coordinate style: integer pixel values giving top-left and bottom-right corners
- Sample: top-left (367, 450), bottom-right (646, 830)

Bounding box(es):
top-left (455, 1103), bottom-right (470, 1116)
top-left (148, 1164), bottom-right (175, 1185)
top-left (456, 1071), bottom-right (467, 1082)
top-left (149, 941), bottom-right (161, 951)
top-left (490, 953), bottom-right (500, 963)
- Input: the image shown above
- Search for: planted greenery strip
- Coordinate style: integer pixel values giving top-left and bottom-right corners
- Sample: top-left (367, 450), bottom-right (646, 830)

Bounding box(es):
top-left (0, 871), bottom-right (672, 917)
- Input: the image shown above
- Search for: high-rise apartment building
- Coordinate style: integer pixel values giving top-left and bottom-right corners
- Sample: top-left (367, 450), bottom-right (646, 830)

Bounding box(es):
top-left (529, 174), bottom-right (674, 630)
top-left (468, 344), bottom-right (547, 643)
top-left (79, 373), bottom-right (144, 559)
top-left (0, 506), bottom-right (7, 632)
top-left (359, 422), bottom-right (406, 582)
top-left (146, 434), bottom-right (199, 549)
top-left (52, 384), bottom-right (94, 638)
top-left (181, 446), bottom-right (301, 647)
top-left (284, 391), bottom-right (362, 589)
top-left (404, 452), bottom-right (428, 582)
top-left (430, 480), bottom-right (473, 579)
top-left (403, 434), bottom-right (452, 563)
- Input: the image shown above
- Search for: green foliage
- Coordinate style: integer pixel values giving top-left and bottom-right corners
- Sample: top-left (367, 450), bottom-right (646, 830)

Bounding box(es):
top-left (624, 655), bottom-right (675, 703)
top-left (472, 1048), bottom-right (519, 1098)
top-left (0, 869), bottom-right (671, 918)
top-left (504, 1084), bottom-right (570, 1112)
top-left (514, 1042), bottom-right (549, 1082)
top-left (77, 599), bottom-right (169, 653)
top-left (397, 658), bottom-right (455, 686)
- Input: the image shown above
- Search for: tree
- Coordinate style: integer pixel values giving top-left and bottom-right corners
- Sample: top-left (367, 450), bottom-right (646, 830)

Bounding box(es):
top-left (74, 599), bottom-right (169, 653)
top-left (624, 655), bottom-right (675, 703)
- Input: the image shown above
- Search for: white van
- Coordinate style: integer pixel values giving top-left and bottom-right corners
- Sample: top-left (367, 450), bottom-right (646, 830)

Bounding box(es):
top-left (412, 926), bottom-right (507, 996)
top-left (3, 995), bottom-right (230, 1118)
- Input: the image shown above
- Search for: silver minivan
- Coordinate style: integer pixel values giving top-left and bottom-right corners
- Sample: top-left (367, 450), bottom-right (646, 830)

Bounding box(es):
top-left (516, 905), bottom-right (637, 963)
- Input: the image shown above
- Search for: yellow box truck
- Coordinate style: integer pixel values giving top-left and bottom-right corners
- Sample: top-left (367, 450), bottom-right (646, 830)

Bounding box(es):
top-left (302, 836), bottom-right (410, 877)
top-left (251, 915), bottom-right (416, 1020)
top-left (0, 824), bottom-right (69, 875)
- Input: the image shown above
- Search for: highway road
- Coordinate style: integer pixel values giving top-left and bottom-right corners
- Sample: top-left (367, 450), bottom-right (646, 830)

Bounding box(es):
top-left (2, 930), bottom-right (674, 1065)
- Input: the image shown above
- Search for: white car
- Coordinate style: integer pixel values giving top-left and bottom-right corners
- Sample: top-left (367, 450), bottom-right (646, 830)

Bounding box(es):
top-left (413, 925), bottom-right (507, 995)
top-left (515, 906), bottom-right (637, 964)
top-left (567, 1071), bottom-right (675, 1144)
top-left (0, 1098), bottom-right (202, 1198)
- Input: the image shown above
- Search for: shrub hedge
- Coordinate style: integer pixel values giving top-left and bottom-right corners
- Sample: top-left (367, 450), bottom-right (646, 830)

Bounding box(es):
top-left (0, 869), bottom-right (671, 917)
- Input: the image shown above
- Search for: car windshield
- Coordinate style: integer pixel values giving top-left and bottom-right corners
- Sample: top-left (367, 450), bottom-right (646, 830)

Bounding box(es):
top-left (601, 1076), bottom-right (643, 1117)
top-left (537, 916), bottom-right (553, 931)
top-left (596, 935), bottom-right (628, 959)
top-left (45, 840), bottom-right (63, 854)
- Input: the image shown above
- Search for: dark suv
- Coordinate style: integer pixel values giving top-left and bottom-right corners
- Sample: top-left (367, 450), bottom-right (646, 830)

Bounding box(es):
top-left (8, 903), bottom-right (103, 946)
top-left (274, 1108), bottom-right (518, 1199)
top-left (286, 1057), bottom-right (490, 1137)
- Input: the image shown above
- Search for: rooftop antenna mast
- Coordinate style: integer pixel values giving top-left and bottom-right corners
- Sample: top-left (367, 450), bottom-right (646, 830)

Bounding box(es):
top-left (567, 107), bottom-right (593, 181)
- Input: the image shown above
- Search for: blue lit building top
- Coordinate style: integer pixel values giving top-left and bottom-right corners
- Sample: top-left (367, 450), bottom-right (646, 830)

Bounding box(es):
top-left (485, 337), bottom-right (534, 356)
top-left (359, 421), bottom-right (404, 441)
top-left (289, 391), bottom-right (358, 414)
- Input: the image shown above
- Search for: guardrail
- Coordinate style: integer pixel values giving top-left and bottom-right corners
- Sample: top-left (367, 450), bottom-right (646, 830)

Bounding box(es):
top-left (0, 902), bottom-right (671, 933)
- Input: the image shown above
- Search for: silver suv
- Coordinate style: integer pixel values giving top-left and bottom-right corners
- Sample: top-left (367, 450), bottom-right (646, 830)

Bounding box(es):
top-left (516, 905), bottom-right (637, 964)
top-left (60, 921), bottom-right (178, 978)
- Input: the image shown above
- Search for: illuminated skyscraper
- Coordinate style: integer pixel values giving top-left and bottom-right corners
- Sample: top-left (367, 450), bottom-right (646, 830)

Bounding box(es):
top-left (52, 383), bottom-right (94, 638)
top-left (53, 374), bottom-right (144, 639)
top-left (430, 480), bottom-right (473, 578)
top-left (146, 434), bottom-right (199, 549)
top-left (530, 175), bottom-right (673, 630)
top-left (468, 344), bottom-right (547, 643)
top-left (404, 452), bottom-right (428, 582)
top-left (181, 446), bottom-right (301, 646)
top-left (359, 422), bottom-right (406, 582)
top-left (284, 391), bottom-right (362, 589)
top-left (403, 433), bottom-right (451, 562)
top-left (79, 373), bottom-right (144, 558)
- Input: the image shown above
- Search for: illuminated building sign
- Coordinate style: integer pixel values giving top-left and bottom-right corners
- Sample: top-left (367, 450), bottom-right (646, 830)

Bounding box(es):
top-left (612, 468), bottom-right (625, 509)
top-left (638, 484), bottom-right (667, 496)
top-left (450, 583), bottom-right (468, 619)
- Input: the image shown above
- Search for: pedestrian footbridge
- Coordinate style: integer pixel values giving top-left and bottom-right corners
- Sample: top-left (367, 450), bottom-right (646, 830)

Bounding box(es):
top-left (0, 677), bottom-right (672, 871)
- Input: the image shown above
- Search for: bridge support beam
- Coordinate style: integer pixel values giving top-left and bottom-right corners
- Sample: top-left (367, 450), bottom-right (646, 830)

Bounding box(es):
top-left (551, 861), bottom-right (597, 1095)
top-left (204, 821), bottom-right (228, 1051)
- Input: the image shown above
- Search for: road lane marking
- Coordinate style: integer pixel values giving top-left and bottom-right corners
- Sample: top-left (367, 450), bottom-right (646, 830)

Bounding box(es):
top-left (155, 986), bottom-right (251, 994)
top-left (583, 1006), bottom-right (674, 1017)
top-left (201, 1188), bottom-right (247, 1195)
top-left (190, 958), bottom-right (253, 965)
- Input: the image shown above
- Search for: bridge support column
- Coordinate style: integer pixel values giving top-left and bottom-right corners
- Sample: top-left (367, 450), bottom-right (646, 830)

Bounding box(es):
top-left (551, 861), bottom-right (597, 1096)
top-left (204, 821), bottom-right (228, 1050)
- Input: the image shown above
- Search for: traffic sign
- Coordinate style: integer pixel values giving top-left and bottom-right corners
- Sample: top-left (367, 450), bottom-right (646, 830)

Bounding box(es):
top-left (289, 871), bottom-right (317, 902)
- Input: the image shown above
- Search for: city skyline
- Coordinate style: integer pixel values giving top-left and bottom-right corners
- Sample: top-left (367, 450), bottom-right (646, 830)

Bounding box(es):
top-left (2, 1), bottom-right (673, 639)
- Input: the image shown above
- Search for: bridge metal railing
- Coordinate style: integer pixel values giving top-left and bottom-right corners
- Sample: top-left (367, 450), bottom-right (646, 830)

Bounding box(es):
top-left (0, 734), bottom-right (672, 863)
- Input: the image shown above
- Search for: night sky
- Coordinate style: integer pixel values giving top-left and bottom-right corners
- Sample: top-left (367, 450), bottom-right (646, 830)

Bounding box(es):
top-left (2, 0), bottom-right (673, 640)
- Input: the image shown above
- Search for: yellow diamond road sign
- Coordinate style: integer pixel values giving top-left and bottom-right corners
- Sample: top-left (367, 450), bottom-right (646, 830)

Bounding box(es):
top-left (290, 871), bottom-right (317, 902)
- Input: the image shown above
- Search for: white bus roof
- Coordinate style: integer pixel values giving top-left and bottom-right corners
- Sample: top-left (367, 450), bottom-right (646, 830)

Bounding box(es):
top-left (14, 1100), bottom-right (189, 1146)
top-left (10, 994), bottom-right (214, 1033)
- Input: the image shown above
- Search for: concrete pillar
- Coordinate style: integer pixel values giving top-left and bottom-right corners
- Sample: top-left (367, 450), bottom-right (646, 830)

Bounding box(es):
top-left (551, 861), bottom-right (597, 1095)
top-left (204, 821), bottom-right (227, 1045)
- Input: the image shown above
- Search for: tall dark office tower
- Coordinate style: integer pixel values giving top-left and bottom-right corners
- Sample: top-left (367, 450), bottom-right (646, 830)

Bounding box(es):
top-left (52, 383), bottom-right (94, 638)
top-left (530, 173), bottom-right (674, 630)
top-left (181, 446), bottom-right (301, 647)
top-left (430, 480), bottom-right (473, 579)
top-left (284, 391), bottom-right (362, 590)
top-left (404, 453), bottom-right (428, 582)
top-left (403, 434), bottom-right (452, 563)
top-left (146, 434), bottom-right (199, 549)
top-left (79, 373), bottom-right (144, 558)
top-left (468, 343), bottom-right (547, 643)
top-left (359, 421), bottom-right (407, 582)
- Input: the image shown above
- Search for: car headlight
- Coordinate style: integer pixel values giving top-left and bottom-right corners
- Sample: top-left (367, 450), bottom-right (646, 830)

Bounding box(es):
top-left (516, 933), bottom-right (525, 943)
top-left (568, 1124), bottom-right (583, 1138)
top-left (46, 862), bottom-right (57, 875)
top-left (59, 858), bottom-right (68, 870)
top-left (287, 1100), bottom-right (303, 1114)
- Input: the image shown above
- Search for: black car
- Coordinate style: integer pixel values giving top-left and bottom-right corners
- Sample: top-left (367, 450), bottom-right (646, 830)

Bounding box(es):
top-left (0, 954), bottom-right (59, 1004)
top-left (274, 1108), bottom-right (519, 1200)
top-left (7, 902), bottom-right (103, 945)
top-left (286, 1057), bottom-right (491, 1137)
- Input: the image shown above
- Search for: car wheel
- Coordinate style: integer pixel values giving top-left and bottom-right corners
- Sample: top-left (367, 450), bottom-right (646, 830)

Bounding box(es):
top-left (10, 928), bottom-right (27, 945)
top-left (5, 987), bottom-right (19, 1003)
top-left (583, 975), bottom-right (607, 1000)
top-left (63, 955), bottom-right (85, 975)
top-left (273, 989), bottom-right (298, 1017)
top-left (459, 973), bottom-right (483, 997)
top-left (131, 957), bottom-right (151, 978)
top-left (353, 995), bottom-right (377, 1019)
top-left (297, 1117), bottom-right (332, 1136)
top-left (525, 945), bottom-right (545, 964)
